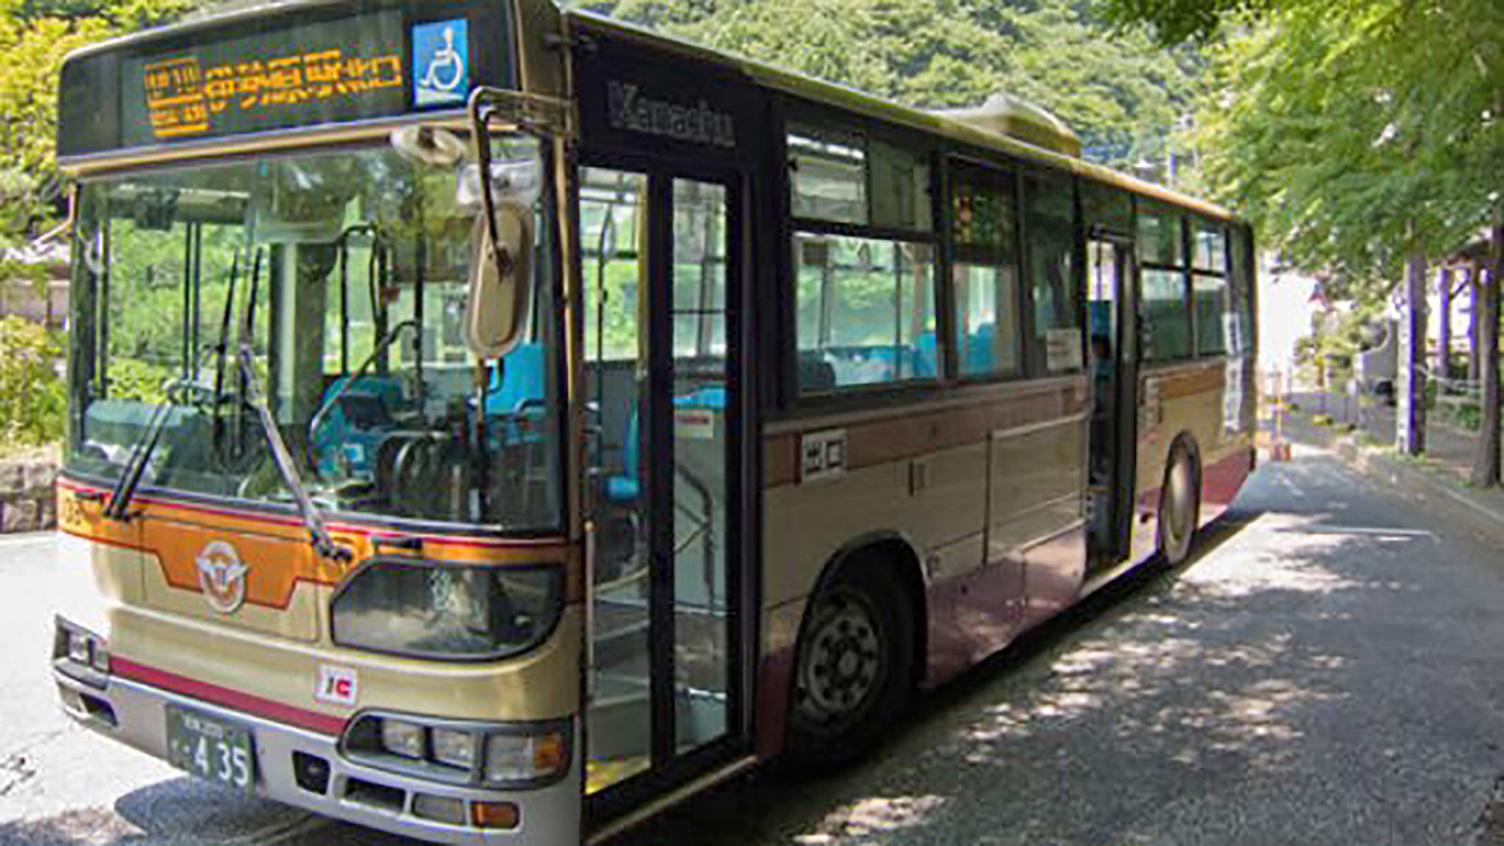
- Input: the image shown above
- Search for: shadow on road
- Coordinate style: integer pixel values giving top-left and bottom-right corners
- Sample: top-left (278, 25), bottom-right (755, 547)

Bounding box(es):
top-left (605, 506), bottom-right (1274, 845)
top-left (608, 456), bottom-right (1464, 845)
top-left (0, 776), bottom-right (314, 846)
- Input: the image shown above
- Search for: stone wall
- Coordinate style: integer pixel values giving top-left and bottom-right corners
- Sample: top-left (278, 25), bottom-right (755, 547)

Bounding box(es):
top-left (0, 457), bottom-right (57, 533)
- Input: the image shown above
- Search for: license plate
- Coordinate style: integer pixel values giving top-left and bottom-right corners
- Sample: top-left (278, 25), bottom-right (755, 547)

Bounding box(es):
top-left (165, 705), bottom-right (256, 791)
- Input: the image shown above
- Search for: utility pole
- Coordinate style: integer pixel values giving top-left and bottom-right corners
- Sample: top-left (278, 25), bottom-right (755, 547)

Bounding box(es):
top-left (1473, 222), bottom-right (1502, 488)
top-left (1399, 241), bottom-right (1428, 456)
top-left (1439, 267), bottom-right (1452, 382)
top-left (1470, 267), bottom-right (1482, 383)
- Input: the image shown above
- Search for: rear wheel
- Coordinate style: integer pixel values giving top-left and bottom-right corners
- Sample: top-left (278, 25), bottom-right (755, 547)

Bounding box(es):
top-left (1158, 443), bottom-right (1200, 565)
top-left (785, 562), bottom-right (914, 771)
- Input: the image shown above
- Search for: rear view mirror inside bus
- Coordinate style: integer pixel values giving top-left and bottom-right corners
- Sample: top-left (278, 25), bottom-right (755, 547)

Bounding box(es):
top-left (465, 206), bottom-right (533, 359)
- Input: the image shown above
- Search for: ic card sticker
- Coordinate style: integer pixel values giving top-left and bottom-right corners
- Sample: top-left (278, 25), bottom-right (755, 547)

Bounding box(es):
top-left (315, 665), bottom-right (359, 707)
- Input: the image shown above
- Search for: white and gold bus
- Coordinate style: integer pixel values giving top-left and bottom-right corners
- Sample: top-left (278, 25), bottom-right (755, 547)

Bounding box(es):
top-left (50, 1), bottom-right (1257, 842)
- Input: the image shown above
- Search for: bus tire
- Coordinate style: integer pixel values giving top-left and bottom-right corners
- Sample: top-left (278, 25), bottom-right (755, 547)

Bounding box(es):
top-left (785, 559), bottom-right (915, 773)
top-left (1157, 440), bottom-right (1200, 566)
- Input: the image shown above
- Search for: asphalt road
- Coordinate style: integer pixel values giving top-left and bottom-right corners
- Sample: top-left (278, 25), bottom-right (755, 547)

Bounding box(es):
top-left (6, 443), bottom-right (1504, 846)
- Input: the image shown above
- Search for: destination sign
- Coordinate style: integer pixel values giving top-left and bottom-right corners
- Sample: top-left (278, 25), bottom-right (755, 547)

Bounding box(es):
top-left (56, 0), bottom-right (516, 159)
top-left (119, 12), bottom-right (409, 147)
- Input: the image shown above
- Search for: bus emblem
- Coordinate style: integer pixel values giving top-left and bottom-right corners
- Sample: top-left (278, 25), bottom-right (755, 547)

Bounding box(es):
top-left (195, 541), bottom-right (249, 614)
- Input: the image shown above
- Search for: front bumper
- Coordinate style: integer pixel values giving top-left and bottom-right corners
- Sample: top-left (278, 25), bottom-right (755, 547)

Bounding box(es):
top-left (52, 638), bottom-right (581, 845)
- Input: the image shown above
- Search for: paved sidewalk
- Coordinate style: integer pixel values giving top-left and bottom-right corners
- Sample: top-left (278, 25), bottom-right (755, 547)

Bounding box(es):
top-left (1274, 391), bottom-right (1504, 548)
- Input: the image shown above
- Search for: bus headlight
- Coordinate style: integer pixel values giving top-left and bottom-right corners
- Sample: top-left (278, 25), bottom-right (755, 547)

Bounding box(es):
top-left (381, 719), bottom-right (426, 759)
top-left (331, 560), bottom-right (564, 660)
top-left (485, 730), bottom-right (567, 784)
top-left (342, 716), bottom-right (571, 788)
top-left (430, 727), bottom-right (478, 770)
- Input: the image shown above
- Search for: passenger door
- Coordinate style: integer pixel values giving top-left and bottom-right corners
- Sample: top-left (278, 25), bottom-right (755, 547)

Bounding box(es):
top-left (580, 165), bottom-right (747, 814)
top-left (1086, 233), bottom-right (1139, 571)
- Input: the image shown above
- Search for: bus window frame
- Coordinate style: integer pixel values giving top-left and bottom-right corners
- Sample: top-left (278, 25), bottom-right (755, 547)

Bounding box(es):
top-left (1017, 163), bottom-right (1085, 380)
top-left (1135, 199), bottom-right (1195, 366)
top-left (781, 99), bottom-right (947, 411)
top-left (944, 154), bottom-right (1029, 387)
top-left (1189, 215), bottom-right (1230, 358)
top-left (63, 136), bottom-right (573, 541)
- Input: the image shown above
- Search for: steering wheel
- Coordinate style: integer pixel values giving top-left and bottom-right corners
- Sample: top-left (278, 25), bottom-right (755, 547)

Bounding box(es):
top-left (392, 435), bottom-right (449, 517)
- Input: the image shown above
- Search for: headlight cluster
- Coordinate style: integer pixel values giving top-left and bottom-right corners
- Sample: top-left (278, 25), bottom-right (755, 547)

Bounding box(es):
top-left (53, 617), bottom-right (110, 686)
top-left (330, 560), bottom-right (563, 660)
top-left (344, 714), bottom-right (570, 788)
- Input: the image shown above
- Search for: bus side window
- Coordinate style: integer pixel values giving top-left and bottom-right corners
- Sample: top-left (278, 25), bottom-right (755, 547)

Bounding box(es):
top-left (1192, 219), bottom-right (1228, 357)
top-left (794, 234), bottom-right (937, 392)
top-left (787, 123), bottom-right (938, 397)
top-left (1023, 173), bottom-right (1081, 374)
top-left (950, 162), bottom-right (1023, 381)
top-left (1138, 204), bottom-right (1192, 362)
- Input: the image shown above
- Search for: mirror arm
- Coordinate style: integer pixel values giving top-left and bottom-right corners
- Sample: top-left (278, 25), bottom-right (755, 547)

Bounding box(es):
top-left (467, 87), bottom-right (561, 277)
top-left (469, 96), bottom-right (514, 284)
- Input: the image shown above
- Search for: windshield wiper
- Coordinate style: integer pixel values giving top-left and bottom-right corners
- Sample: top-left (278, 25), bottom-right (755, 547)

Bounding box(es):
top-left (210, 251), bottom-right (240, 456)
top-left (235, 344), bottom-right (351, 564)
top-left (103, 393), bottom-right (179, 522)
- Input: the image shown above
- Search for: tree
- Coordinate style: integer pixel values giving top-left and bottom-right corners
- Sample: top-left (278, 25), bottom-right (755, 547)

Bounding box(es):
top-left (1108, 0), bottom-right (1502, 480)
top-left (0, 0), bottom-right (197, 253)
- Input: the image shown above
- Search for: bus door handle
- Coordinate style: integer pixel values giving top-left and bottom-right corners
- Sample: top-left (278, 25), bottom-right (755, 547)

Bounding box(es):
top-left (372, 534), bottom-right (424, 555)
top-left (909, 460), bottom-right (930, 496)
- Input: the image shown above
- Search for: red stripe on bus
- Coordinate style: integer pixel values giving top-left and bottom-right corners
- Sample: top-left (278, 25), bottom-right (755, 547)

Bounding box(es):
top-left (764, 381), bottom-right (1090, 487)
top-left (112, 657), bottom-right (348, 736)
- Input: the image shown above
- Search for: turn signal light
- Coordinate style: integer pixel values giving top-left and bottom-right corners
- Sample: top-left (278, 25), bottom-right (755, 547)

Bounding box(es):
top-left (471, 800), bottom-right (520, 830)
top-left (534, 732), bottom-right (566, 775)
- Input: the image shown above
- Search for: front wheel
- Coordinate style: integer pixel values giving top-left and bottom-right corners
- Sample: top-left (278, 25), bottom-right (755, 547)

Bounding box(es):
top-left (785, 562), bottom-right (914, 772)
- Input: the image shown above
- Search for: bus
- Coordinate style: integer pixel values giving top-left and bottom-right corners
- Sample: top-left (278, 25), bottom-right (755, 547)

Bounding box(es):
top-left (49, 1), bottom-right (1258, 842)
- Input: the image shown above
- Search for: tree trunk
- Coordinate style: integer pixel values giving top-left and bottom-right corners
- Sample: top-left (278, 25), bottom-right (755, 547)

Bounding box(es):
top-left (1439, 267), bottom-right (1452, 382)
top-left (1399, 245), bottom-right (1428, 456)
top-left (1473, 222), bottom-right (1502, 488)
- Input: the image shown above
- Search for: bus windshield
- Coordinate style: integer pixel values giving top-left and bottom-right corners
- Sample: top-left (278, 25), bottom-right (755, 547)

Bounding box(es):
top-left (66, 134), bottom-right (562, 532)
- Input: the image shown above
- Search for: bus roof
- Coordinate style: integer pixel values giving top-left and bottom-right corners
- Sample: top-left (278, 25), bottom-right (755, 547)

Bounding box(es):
top-left (57, 0), bottom-right (1237, 221)
top-left (566, 8), bottom-right (1237, 222)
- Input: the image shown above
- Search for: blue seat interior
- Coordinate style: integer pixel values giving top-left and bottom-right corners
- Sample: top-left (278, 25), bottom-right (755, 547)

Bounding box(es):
top-left (965, 322), bottom-right (996, 375)
top-left (605, 408), bottom-right (641, 503)
top-left (485, 343), bottom-right (547, 416)
top-left (603, 383), bottom-right (727, 504)
top-left (313, 375), bottom-right (404, 476)
top-left (313, 344), bottom-right (551, 478)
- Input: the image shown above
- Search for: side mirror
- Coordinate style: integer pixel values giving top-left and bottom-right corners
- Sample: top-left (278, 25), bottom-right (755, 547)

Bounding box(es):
top-left (464, 205), bottom-right (533, 359)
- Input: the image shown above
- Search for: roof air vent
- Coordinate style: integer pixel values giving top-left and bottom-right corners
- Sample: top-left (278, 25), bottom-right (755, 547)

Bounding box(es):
top-left (931, 93), bottom-right (1081, 158)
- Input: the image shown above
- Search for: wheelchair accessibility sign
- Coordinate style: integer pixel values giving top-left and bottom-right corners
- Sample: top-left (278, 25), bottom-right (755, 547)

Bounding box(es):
top-left (412, 19), bottom-right (469, 107)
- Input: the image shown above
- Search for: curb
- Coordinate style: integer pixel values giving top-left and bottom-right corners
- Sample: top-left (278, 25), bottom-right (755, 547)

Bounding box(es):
top-left (1315, 430), bottom-right (1504, 550)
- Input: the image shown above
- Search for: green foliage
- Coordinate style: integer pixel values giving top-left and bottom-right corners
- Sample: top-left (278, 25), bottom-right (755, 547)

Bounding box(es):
top-left (1109, 0), bottom-right (1503, 295)
top-left (105, 356), bottom-right (170, 403)
top-left (0, 314), bottom-right (64, 448)
top-left (0, 0), bottom-right (198, 256)
top-left (1103, 0), bottom-right (1276, 45)
top-left (573, 0), bottom-right (1206, 170)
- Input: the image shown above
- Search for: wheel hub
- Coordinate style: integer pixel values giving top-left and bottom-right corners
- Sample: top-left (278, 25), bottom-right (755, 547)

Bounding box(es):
top-left (797, 590), bottom-right (884, 726)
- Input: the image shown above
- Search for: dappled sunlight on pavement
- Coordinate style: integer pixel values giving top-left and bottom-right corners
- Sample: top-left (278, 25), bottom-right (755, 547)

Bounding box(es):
top-left (616, 451), bottom-right (1504, 846)
top-left (790, 795), bottom-right (948, 844)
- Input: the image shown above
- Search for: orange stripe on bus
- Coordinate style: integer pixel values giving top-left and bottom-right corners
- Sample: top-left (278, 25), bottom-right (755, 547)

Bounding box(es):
top-left (57, 480), bottom-right (578, 609)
